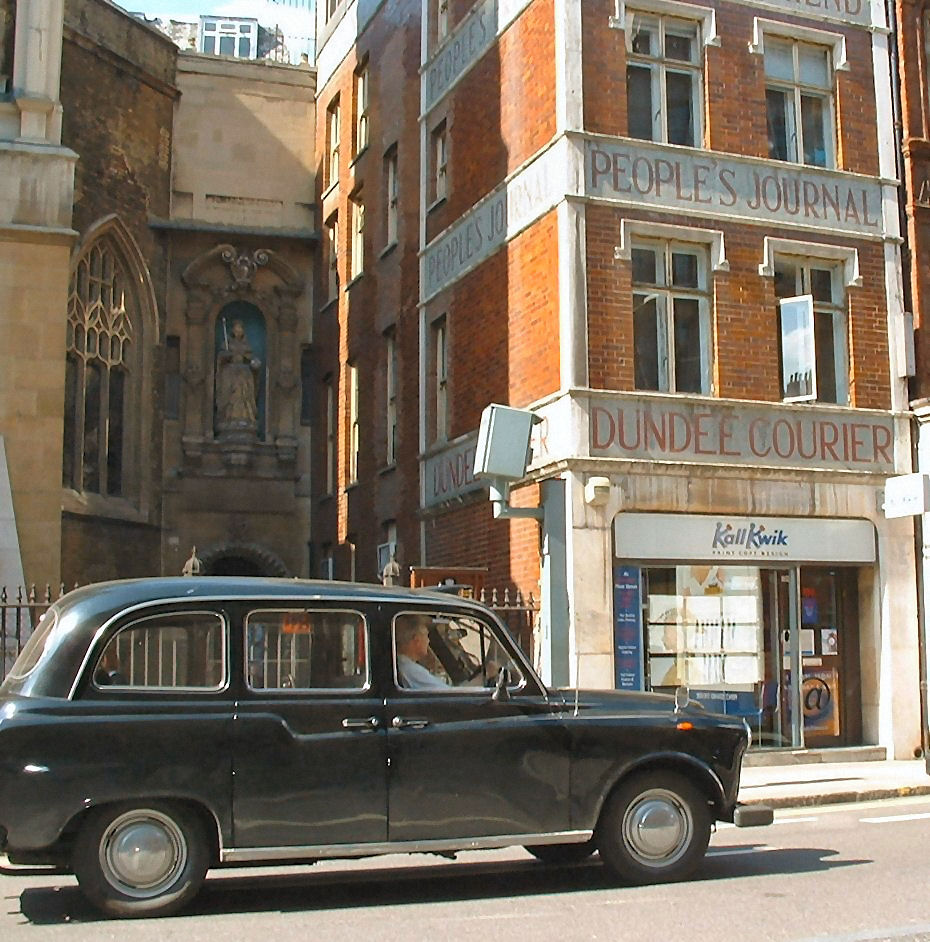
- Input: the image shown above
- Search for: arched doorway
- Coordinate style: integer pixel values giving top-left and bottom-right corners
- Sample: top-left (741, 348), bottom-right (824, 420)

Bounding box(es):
top-left (198, 542), bottom-right (289, 578)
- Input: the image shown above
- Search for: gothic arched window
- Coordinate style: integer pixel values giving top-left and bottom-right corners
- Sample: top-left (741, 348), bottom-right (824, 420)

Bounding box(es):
top-left (63, 237), bottom-right (136, 497)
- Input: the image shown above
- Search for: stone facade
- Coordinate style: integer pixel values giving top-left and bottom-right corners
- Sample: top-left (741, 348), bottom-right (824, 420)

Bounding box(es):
top-left (2, 0), bottom-right (316, 588)
top-left (0, 0), bottom-right (76, 591)
top-left (159, 54), bottom-right (316, 579)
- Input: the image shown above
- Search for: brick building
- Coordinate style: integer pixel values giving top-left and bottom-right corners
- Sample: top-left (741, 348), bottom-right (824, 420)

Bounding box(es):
top-left (315, 0), bottom-right (920, 756)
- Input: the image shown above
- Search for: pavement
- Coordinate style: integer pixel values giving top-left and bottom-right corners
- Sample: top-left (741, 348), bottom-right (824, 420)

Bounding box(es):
top-left (737, 753), bottom-right (930, 809)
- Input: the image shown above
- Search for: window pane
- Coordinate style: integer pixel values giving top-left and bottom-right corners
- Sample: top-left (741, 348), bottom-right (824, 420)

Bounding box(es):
top-left (809, 268), bottom-right (834, 303)
top-left (628, 17), bottom-right (658, 55)
top-left (780, 296), bottom-right (817, 401)
top-left (83, 362), bottom-right (101, 493)
top-left (63, 355), bottom-right (78, 488)
top-left (393, 611), bottom-right (523, 690)
top-left (107, 369), bottom-right (125, 496)
top-left (626, 66), bottom-right (654, 140)
top-left (673, 298), bottom-right (702, 393)
top-left (766, 88), bottom-right (792, 162)
top-left (632, 247), bottom-right (659, 285)
top-left (774, 260), bottom-right (799, 299)
top-left (798, 45), bottom-right (830, 88)
top-left (814, 310), bottom-right (838, 403)
top-left (665, 71), bottom-right (695, 146)
top-left (97, 613), bottom-right (226, 689)
top-left (238, 36), bottom-right (250, 57)
top-left (246, 610), bottom-right (367, 690)
top-left (219, 35), bottom-right (235, 55)
top-left (671, 251), bottom-right (699, 288)
top-left (634, 295), bottom-right (661, 390)
top-left (800, 94), bottom-right (828, 166)
top-left (664, 22), bottom-right (697, 63)
top-left (203, 36), bottom-right (215, 54)
top-left (764, 39), bottom-right (794, 81)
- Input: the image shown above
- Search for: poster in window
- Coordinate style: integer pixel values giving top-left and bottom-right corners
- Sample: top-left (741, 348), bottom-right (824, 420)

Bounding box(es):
top-left (613, 566), bottom-right (644, 690)
top-left (802, 667), bottom-right (840, 736)
top-left (779, 295), bottom-right (817, 402)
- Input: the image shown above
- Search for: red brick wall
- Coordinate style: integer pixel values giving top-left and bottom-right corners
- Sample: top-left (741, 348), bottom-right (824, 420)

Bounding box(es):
top-left (423, 486), bottom-right (542, 598)
top-left (586, 205), bottom-right (892, 408)
top-left (313, 0), bottom-right (424, 582)
top-left (583, 0), bottom-right (880, 176)
top-left (427, 0), bottom-right (556, 242)
top-left (895, 0), bottom-right (930, 398)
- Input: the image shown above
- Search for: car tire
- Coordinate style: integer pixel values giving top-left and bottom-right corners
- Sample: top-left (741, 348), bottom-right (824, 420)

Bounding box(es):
top-left (72, 801), bottom-right (210, 918)
top-left (524, 839), bottom-right (597, 865)
top-left (595, 770), bottom-right (711, 885)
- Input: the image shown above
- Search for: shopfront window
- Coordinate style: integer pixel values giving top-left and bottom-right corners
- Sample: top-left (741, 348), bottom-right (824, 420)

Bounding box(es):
top-left (644, 566), bottom-right (763, 693)
top-left (637, 564), bottom-right (860, 749)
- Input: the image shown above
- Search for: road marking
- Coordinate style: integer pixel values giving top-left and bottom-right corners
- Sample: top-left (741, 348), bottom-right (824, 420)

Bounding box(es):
top-left (718, 816), bottom-right (818, 829)
top-left (860, 811), bottom-right (930, 824)
top-left (706, 845), bottom-right (771, 857)
top-left (794, 922), bottom-right (930, 942)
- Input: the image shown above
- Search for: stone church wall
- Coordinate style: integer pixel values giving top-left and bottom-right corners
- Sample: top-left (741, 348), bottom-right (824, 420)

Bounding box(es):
top-left (58, 0), bottom-right (177, 585)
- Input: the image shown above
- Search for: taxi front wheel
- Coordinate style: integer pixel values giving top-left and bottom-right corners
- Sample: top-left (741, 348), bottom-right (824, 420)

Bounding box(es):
top-left (596, 771), bottom-right (711, 884)
top-left (72, 801), bottom-right (209, 918)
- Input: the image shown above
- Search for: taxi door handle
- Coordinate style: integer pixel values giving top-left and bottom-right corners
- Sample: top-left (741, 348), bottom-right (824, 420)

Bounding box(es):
top-left (342, 716), bottom-right (380, 730)
top-left (392, 716), bottom-right (430, 729)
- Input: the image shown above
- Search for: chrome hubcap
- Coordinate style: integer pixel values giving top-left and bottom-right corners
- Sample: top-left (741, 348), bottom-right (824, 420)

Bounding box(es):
top-left (622, 788), bottom-right (693, 868)
top-left (99, 810), bottom-right (187, 898)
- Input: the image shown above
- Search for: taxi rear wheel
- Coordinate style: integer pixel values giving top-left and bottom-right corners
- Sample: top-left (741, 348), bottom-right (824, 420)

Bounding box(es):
top-left (72, 801), bottom-right (209, 918)
top-left (596, 771), bottom-right (711, 884)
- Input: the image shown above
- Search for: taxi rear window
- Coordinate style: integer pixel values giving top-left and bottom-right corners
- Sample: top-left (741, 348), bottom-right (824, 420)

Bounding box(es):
top-left (6, 608), bottom-right (59, 680)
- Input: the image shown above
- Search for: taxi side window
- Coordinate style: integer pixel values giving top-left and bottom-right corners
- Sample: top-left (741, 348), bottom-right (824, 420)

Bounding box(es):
top-left (95, 612), bottom-right (226, 690)
top-left (246, 609), bottom-right (368, 690)
top-left (393, 610), bottom-right (524, 691)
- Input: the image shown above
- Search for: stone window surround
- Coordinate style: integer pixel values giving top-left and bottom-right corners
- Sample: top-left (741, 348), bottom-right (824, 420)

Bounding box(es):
top-left (61, 215), bottom-right (158, 525)
top-left (610, 0), bottom-right (720, 48)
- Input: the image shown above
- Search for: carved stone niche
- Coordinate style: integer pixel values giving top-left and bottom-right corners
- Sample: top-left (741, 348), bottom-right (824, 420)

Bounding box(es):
top-left (179, 244), bottom-right (306, 476)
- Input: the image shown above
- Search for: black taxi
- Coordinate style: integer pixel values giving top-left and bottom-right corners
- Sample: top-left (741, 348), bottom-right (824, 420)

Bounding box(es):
top-left (0, 577), bottom-right (771, 917)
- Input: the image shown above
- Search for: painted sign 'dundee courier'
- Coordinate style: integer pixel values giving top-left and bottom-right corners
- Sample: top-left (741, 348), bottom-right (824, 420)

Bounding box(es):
top-left (423, 434), bottom-right (484, 508)
top-left (583, 138), bottom-right (886, 238)
top-left (588, 396), bottom-right (896, 474)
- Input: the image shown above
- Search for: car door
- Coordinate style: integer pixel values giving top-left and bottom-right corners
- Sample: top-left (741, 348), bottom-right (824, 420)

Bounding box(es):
top-left (384, 606), bottom-right (570, 842)
top-left (75, 606), bottom-right (235, 829)
top-left (231, 604), bottom-right (388, 848)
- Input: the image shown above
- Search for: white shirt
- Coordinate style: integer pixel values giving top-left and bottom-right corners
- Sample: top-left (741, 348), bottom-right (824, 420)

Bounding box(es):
top-left (397, 653), bottom-right (449, 690)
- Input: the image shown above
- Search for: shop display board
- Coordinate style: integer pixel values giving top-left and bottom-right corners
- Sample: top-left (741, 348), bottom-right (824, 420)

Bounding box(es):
top-left (646, 566), bottom-right (764, 693)
top-left (613, 565), bottom-right (644, 690)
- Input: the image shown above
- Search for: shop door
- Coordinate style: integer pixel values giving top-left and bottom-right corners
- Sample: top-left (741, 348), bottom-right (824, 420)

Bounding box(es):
top-left (799, 567), bottom-right (860, 747)
top-left (757, 568), bottom-right (859, 749)
top-left (758, 569), bottom-right (802, 748)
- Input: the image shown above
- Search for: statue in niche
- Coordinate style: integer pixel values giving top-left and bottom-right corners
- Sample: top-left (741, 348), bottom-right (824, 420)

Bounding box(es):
top-left (216, 319), bottom-right (261, 434)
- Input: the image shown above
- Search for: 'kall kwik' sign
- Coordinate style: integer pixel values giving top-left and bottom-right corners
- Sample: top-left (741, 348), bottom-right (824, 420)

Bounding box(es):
top-left (584, 139), bottom-right (885, 238)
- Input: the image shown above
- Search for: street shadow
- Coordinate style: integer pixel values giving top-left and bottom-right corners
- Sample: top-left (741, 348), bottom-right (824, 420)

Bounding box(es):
top-left (15, 846), bottom-right (870, 925)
